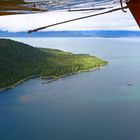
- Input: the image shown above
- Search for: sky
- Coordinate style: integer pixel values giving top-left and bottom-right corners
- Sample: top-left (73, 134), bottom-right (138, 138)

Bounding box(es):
top-left (0, 7), bottom-right (139, 32)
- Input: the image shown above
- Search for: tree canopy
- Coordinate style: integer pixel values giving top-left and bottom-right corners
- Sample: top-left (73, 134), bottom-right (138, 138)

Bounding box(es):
top-left (0, 39), bottom-right (107, 89)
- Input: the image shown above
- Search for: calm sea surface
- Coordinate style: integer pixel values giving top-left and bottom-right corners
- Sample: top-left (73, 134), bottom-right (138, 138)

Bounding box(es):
top-left (1, 37), bottom-right (140, 140)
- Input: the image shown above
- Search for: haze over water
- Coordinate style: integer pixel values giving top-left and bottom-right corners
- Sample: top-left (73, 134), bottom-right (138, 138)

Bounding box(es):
top-left (0, 37), bottom-right (140, 140)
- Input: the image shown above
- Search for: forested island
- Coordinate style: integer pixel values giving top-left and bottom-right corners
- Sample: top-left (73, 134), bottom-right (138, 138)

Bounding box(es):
top-left (0, 39), bottom-right (108, 90)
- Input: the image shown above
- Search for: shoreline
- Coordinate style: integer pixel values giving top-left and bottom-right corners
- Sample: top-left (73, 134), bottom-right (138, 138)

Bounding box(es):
top-left (0, 64), bottom-right (107, 92)
top-left (42, 65), bottom-right (104, 80)
top-left (0, 76), bottom-right (38, 92)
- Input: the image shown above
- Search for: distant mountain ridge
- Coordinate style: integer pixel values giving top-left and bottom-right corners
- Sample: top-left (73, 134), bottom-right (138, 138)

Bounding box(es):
top-left (0, 30), bottom-right (140, 37)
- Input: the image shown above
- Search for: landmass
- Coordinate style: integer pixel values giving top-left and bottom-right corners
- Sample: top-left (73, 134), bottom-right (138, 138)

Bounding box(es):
top-left (0, 39), bottom-right (108, 91)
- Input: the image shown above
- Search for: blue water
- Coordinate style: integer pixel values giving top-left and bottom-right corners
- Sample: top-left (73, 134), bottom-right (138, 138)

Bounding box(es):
top-left (1, 37), bottom-right (140, 140)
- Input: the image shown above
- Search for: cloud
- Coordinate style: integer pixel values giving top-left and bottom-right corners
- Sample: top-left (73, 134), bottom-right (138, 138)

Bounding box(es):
top-left (0, 8), bottom-right (139, 32)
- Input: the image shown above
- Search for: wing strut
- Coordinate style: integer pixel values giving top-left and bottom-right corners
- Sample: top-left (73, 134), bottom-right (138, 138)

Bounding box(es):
top-left (28, 6), bottom-right (128, 33)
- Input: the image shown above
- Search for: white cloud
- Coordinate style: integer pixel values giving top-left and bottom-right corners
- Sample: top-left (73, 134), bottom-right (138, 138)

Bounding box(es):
top-left (0, 8), bottom-right (139, 32)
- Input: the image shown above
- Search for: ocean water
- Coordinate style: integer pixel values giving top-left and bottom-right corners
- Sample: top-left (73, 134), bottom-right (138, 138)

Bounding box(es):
top-left (0, 37), bottom-right (140, 140)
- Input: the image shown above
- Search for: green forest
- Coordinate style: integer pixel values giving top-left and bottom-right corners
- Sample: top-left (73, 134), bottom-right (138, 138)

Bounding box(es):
top-left (0, 39), bottom-right (108, 89)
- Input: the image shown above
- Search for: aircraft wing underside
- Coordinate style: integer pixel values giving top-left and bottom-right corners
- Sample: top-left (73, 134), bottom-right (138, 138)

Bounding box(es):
top-left (0, 0), bottom-right (128, 15)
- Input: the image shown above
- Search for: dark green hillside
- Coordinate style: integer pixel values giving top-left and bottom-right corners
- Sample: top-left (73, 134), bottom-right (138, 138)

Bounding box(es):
top-left (0, 39), bottom-right (108, 89)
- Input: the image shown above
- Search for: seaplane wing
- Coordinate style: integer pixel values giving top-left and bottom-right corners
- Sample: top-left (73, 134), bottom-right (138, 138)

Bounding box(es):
top-left (0, 0), bottom-right (121, 15)
top-left (0, 0), bottom-right (139, 32)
